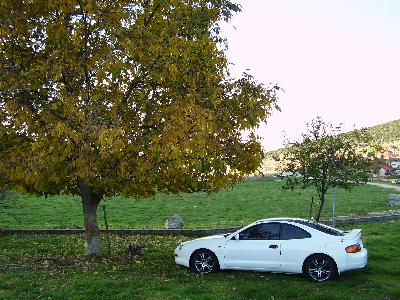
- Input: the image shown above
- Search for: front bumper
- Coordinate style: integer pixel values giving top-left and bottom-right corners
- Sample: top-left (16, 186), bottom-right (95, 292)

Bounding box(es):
top-left (174, 247), bottom-right (190, 268)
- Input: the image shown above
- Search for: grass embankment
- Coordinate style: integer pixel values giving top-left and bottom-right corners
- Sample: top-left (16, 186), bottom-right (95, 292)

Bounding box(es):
top-left (1, 221), bottom-right (399, 299)
top-left (0, 180), bottom-right (395, 229)
top-left (375, 180), bottom-right (400, 187)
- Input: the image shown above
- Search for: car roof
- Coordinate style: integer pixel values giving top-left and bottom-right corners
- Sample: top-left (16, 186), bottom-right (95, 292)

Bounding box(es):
top-left (252, 217), bottom-right (344, 236)
top-left (254, 217), bottom-right (308, 223)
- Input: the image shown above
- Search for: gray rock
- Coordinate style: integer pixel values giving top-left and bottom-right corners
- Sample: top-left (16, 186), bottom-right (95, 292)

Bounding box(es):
top-left (388, 194), bottom-right (400, 206)
top-left (389, 200), bottom-right (400, 206)
top-left (165, 214), bottom-right (184, 229)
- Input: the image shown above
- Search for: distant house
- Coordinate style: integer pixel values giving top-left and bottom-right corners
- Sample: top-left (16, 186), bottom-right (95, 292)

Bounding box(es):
top-left (389, 160), bottom-right (400, 169)
top-left (380, 160), bottom-right (400, 176)
top-left (379, 145), bottom-right (400, 160)
top-left (380, 165), bottom-right (391, 176)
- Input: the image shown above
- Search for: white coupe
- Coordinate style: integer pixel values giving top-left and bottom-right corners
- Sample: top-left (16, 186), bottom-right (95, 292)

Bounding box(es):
top-left (174, 218), bottom-right (368, 281)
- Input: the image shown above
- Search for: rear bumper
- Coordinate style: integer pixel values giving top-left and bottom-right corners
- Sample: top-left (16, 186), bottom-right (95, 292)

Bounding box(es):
top-left (341, 248), bottom-right (368, 272)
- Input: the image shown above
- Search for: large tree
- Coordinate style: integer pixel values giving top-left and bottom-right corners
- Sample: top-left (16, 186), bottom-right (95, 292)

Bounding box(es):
top-left (278, 117), bottom-right (378, 222)
top-left (0, 0), bottom-right (279, 255)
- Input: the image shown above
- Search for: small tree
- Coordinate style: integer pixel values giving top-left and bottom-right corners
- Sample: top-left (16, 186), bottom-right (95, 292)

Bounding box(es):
top-left (279, 117), bottom-right (378, 222)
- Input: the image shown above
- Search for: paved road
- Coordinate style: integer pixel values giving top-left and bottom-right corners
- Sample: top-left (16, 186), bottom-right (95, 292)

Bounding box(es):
top-left (368, 182), bottom-right (400, 192)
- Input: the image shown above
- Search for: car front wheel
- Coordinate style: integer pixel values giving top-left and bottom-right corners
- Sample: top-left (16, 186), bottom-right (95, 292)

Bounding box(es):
top-left (190, 249), bottom-right (219, 274)
top-left (304, 254), bottom-right (337, 282)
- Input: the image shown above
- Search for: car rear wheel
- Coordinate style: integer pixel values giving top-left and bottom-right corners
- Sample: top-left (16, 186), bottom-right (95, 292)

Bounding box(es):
top-left (304, 254), bottom-right (337, 282)
top-left (190, 249), bottom-right (219, 274)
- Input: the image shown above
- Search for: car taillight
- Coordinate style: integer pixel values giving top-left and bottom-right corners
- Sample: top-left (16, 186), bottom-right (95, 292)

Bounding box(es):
top-left (345, 244), bottom-right (361, 253)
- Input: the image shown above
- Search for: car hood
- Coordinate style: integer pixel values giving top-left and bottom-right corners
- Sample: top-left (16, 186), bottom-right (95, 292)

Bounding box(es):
top-left (182, 234), bottom-right (228, 249)
top-left (195, 234), bottom-right (226, 241)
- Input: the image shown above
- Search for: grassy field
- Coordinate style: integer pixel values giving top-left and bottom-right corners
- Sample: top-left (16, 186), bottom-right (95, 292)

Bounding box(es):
top-left (0, 180), bottom-right (397, 229)
top-left (1, 180), bottom-right (399, 299)
top-left (1, 220), bottom-right (399, 300)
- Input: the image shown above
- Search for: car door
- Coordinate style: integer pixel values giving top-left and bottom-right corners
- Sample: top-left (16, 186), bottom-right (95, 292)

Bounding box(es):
top-left (224, 223), bottom-right (281, 271)
top-left (279, 223), bottom-right (313, 273)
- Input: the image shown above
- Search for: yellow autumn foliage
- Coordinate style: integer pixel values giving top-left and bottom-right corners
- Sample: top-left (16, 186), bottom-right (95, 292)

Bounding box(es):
top-left (0, 0), bottom-right (279, 198)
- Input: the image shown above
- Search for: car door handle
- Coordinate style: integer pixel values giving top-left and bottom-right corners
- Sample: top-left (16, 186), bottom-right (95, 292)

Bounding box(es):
top-left (269, 245), bottom-right (278, 249)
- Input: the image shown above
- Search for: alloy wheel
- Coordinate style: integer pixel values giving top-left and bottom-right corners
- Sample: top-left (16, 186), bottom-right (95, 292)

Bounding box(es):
top-left (193, 251), bottom-right (215, 274)
top-left (307, 256), bottom-right (333, 282)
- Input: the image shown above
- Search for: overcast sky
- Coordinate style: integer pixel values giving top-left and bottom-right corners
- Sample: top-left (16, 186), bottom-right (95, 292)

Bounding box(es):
top-left (222, 0), bottom-right (400, 151)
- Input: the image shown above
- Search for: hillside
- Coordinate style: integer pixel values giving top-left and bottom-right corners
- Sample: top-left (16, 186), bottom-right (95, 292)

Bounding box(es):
top-left (259, 118), bottom-right (400, 175)
top-left (366, 119), bottom-right (400, 145)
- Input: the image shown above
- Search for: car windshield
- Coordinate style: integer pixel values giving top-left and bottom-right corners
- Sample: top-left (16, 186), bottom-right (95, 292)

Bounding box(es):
top-left (291, 220), bottom-right (344, 236)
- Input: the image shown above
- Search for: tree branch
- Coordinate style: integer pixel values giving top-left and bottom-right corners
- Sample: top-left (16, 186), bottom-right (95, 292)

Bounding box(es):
top-left (144, 1), bottom-right (163, 27)
top-left (77, 0), bottom-right (92, 104)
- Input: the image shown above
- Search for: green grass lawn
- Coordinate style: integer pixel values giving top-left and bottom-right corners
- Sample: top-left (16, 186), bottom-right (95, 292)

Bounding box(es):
top-left (1, 220), bottom-right (399, 300)
top-left (0, 180), bottom-right (397, 229)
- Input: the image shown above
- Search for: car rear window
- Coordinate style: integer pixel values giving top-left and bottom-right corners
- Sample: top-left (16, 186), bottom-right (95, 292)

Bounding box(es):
top-left (291, 220), bottom-right (343, 236)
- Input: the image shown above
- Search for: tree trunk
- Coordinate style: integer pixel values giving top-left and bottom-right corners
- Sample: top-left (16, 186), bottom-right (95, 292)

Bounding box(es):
top-left (79, 179), bottom-right (103, 256)
top-left (315, 194), bottom-right (325, 222)
top-left (315, 176), bottom-right (327, 222)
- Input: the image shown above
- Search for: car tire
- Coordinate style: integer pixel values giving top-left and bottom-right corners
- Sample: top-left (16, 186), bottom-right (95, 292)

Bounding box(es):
top-left (189, 249), bottom-right (220, 274)
top-left (303, 254), bottom-right (337, 282)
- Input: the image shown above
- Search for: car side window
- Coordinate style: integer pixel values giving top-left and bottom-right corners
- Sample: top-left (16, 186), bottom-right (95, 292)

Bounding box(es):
top-left (281, 224), bottom-right (311, 240)
top-left (239, 223), bottom-right (280, 240)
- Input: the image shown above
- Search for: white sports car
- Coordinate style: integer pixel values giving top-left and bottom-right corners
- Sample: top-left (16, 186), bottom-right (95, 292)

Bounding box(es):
top-left (174, 218), bottom-right (368, 281)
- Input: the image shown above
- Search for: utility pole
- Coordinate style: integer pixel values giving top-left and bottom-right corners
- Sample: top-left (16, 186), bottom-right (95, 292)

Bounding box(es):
top-left (332, 186), bottom-right (337, 227)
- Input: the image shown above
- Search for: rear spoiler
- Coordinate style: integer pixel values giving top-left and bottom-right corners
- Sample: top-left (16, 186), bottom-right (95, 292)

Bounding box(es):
top-left (342, 229), bottom-right (362, 241)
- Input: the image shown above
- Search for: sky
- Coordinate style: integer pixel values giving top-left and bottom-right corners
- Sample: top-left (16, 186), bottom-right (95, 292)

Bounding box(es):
top-left (221, 0), bottom-right (400, 151)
